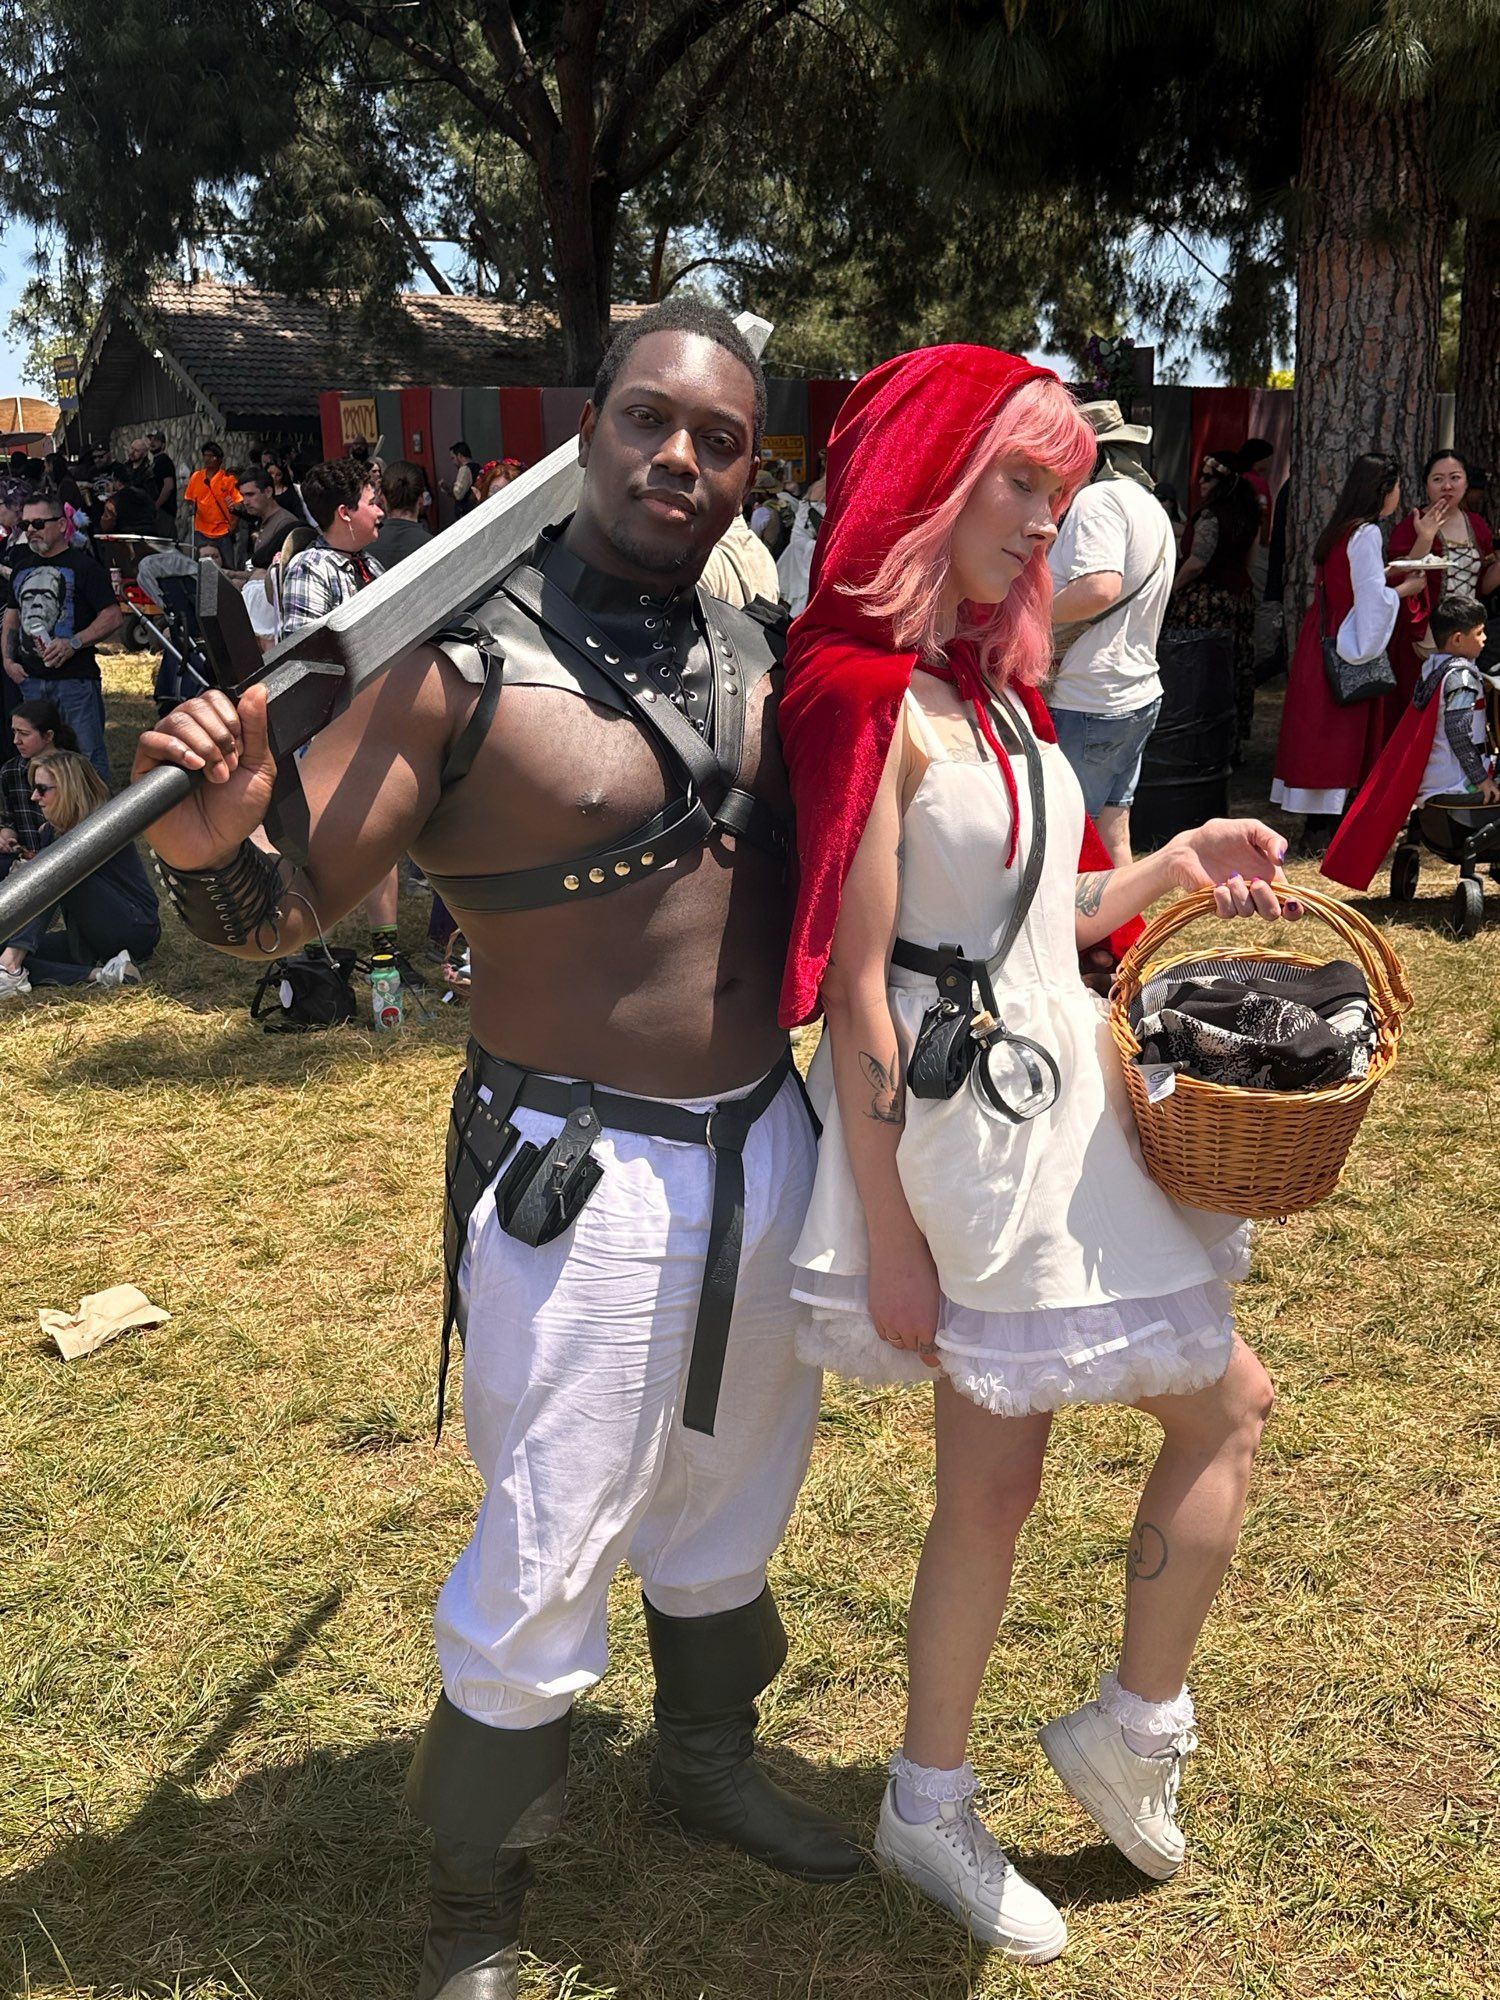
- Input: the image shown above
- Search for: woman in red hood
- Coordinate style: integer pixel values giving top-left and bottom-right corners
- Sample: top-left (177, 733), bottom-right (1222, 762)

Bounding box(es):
top-left (779, 346), bottom-right (1289, 1957)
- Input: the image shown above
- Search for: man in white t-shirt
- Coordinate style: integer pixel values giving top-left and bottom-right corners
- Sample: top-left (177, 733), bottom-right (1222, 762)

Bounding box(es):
top-left (1048, 402), bottom-right (1176, 863)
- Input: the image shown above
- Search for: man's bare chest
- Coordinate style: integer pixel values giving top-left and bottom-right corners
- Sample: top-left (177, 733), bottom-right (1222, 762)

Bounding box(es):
top-left (414, 675), bottom-right (787, 878)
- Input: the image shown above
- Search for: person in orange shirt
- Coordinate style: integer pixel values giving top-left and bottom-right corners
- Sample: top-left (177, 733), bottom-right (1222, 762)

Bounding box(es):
top-left (182, 440), bottom-right (242, 563)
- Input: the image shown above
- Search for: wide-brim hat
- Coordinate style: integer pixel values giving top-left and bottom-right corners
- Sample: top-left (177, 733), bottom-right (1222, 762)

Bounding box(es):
top-left (1077, 399), bottom-right (1152, 447)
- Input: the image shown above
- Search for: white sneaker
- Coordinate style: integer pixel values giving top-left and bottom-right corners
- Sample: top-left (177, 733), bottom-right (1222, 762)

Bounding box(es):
top-left (0, 965), bottom-right (32, 999)
top-left (1039, 1701), bottom-right (1195, 1880)
top-left (90, 951), bottom-right (141, 988)
top-left (874, 1783), bottom-right (1068, 1960)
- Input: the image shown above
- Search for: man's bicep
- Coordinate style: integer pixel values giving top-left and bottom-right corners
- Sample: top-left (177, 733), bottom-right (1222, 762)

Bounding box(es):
top-left (294, 647), bottom-right (459, 921)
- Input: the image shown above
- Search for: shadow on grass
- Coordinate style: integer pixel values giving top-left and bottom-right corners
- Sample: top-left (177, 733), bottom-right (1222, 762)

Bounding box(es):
top-left (1346, 888), bottom-right (1493, 939)
top-left (48, 1012), bottom-right (466, 1093)
top-left (2, 1598), bottom-right (1152, 1998)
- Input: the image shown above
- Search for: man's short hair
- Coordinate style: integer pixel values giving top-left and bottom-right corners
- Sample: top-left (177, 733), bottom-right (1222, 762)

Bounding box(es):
top-left (591, 302), bottom-right (766, 451)
top-left (239, 465), bottom-right (273, 494)
top-left (381, 459), bottom-right (426, 512)
top-left (1431, 595), bottom-right (1486, 648)
top-left (300, 457), bottom-right (378, 532)
top-left (201, 439), bottom-right (223, 458)
top-left (450, 440), bottom-right (472, 457)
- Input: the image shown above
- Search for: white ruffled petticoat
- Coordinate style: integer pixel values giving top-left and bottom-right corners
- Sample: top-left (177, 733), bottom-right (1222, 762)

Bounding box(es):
top-left (794, 1228), bottom-right (1249, 1416)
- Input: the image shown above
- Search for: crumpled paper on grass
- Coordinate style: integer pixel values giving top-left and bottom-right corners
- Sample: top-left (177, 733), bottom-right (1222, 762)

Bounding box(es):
top-left (40, 1284), bottom-right (171, 1361)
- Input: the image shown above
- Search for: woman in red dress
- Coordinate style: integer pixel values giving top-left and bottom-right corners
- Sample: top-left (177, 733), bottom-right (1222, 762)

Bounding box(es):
top-left (1385, 448), bottom-right (1500, 716)
top-left (1271, 452), bottom-right (1428, 850)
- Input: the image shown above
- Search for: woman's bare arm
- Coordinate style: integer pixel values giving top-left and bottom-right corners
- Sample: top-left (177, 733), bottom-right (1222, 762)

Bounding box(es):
top-left (818, 719), bottom-right (941, 1361)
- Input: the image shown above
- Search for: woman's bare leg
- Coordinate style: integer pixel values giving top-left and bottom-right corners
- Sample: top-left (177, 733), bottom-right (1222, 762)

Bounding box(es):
top-left (902, 1383), bottom-right (1053, 1769)
top-left (1119, 1339), bottom-right (1275, 1701)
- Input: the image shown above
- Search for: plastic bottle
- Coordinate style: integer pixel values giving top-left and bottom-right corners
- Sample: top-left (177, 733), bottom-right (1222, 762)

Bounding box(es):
top-left (370, 951), bottom-right (404, 1030)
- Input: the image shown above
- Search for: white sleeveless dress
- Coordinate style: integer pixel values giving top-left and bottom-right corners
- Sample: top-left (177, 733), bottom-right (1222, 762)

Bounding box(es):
top-left (792, 683), bottom-right (1247, 1414)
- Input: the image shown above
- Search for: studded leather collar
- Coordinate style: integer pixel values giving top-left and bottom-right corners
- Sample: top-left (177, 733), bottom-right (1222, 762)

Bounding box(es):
top-left (536, 530), bottom-right (713, 738)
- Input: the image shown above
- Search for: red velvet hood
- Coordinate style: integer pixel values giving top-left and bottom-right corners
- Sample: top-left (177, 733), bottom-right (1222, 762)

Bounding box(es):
top-left (777, 344), bottom-right (1138, 1027)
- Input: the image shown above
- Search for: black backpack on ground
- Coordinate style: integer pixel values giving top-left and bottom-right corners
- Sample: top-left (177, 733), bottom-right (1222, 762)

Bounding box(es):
top-left (249, 946), bottom-right (358, 1032)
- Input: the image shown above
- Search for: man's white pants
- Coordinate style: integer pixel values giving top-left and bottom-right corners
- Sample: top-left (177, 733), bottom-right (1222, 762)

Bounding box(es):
top-left (434, 1071), bottom-right (822, 1730)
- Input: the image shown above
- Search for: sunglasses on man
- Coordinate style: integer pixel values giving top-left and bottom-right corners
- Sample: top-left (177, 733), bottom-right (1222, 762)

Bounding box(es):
top-left (23, 515), bottom-right (63, 532)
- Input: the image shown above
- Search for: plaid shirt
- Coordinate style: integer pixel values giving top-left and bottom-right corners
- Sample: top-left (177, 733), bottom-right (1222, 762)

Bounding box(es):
top-left (0, 754), bottom-right (44, 853)
top-left (274, 540), bottom-right (382, 638)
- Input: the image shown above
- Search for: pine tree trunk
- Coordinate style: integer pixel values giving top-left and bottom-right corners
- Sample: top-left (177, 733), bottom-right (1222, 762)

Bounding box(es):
top-left (1288, 77), bottom-right (1444, 621)
top-left (549, 174), bottom-right (611, 386)
top-left (1456, 217), bottom-right (1500, 510)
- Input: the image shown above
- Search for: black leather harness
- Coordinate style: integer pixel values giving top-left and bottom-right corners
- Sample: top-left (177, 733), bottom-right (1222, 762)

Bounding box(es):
top-left (424, 554), bottom-right (789, 914)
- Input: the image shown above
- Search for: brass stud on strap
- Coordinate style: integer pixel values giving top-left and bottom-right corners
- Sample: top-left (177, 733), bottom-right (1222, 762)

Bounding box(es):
top-left (614, 861), bottom-right (631, 876)
top-left (588, 867), bottom-right (605, 884)
top-left (641, 851), bottom-right (655, 865)
top-left (563, 874), bottom-right (580, 891)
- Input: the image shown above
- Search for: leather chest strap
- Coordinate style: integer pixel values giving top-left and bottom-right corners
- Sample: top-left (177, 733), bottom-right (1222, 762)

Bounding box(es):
top-left (503, 565), bottom-right (731, 802)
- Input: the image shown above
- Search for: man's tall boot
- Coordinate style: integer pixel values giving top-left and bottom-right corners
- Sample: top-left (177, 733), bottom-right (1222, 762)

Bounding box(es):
top-left (405, 1696), bottom-right (571, 1999)
top-left (643, 1586), bottom-right (867, 1881)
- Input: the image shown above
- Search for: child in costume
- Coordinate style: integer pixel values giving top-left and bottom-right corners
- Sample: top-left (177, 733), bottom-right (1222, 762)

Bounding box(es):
top-left (778, 346), bottom-right (1291, 1961)
top-left (1323, 596), bottom-right (1499, 891)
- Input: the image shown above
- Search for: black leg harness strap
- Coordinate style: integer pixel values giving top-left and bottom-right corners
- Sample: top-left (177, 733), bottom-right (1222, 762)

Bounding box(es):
top-left (438, 1042), bottom-right (797, 1439)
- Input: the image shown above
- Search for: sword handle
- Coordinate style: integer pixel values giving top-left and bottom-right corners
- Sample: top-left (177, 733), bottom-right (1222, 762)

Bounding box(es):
top-left (0, 763), bottom-right (196, 938)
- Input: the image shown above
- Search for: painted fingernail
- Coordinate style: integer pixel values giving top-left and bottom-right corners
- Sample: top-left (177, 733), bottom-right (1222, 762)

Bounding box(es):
top-left (1286, 898), bottom-right (1302, 914)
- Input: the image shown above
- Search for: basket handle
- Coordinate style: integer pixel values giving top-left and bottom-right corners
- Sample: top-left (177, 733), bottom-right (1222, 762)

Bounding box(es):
top-left (1114, 884), bottom-right (1415, 1025)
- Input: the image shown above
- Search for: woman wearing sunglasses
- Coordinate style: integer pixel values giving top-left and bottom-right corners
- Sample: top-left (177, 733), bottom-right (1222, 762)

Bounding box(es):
top-left (779, 348), bottom-right (1289, 1960)
top-left (0, 748), bottom-right (159, 997)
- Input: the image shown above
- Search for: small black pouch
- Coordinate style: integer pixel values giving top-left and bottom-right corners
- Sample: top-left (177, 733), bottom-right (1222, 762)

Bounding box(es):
top-left (908, 995), bottom-right (979, 1100)
top-left (495, 1098), bottom-right (605, 1246)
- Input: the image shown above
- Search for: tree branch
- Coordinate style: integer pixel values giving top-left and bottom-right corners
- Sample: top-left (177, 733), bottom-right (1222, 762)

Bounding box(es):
top-left (597, 0), bottom-right (767, 170)
top-left (476, 1), bottom-right (562, 147)
top-left (314, 0), bottom-right (532, 151)
top-left (620, 0), bottom-right (800, 189)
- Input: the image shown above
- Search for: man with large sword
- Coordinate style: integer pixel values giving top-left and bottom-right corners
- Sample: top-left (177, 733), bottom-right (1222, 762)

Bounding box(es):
top-left (128, 300), bottom-right (863, 1998)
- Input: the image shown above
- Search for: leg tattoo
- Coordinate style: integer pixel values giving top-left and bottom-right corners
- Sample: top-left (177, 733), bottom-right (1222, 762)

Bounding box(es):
top-left (1128, 1523), bottom-right (1169, 1583)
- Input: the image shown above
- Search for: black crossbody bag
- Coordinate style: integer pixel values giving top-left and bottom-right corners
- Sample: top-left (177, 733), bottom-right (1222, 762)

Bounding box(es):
top-left (898, 695), bottom-right (1061, 1122)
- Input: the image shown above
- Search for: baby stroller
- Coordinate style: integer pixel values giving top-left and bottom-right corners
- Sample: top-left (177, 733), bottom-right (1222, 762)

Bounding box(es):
top-left (1389, 796), bottom-right (1500, 938)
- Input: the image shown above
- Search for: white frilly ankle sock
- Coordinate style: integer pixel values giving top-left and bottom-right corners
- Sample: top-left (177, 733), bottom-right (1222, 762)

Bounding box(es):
top-left (1097, 1668), bottom-right (1196, 1757)
top-left (888, 1750), bottom-right (979, 1826)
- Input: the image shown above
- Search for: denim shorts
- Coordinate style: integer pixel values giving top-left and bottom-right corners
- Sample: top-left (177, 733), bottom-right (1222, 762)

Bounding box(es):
top-left (1051, 698), bottom-right (1162, 817)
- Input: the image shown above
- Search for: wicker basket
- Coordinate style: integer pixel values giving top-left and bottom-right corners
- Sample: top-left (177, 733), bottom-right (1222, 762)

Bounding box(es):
top-left (1108, 886), bottom-right (1414, 1219)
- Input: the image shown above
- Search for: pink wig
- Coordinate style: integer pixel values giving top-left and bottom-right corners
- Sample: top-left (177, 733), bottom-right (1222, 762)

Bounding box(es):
top-left (855, 376), bottom-right (1096, 688)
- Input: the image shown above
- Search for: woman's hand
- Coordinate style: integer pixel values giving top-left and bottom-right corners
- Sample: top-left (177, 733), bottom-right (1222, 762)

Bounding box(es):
top-left (1477, 776), bottom-right (1500, 806)
top-left (1161, 818), bottom-right (1299, 919)
top-left (1408, 499), bottom-right (1457, 556)
top-left (132, 683), bottom-right (277, 871)
top-left (868, 1236), bottom-right (943, 1368)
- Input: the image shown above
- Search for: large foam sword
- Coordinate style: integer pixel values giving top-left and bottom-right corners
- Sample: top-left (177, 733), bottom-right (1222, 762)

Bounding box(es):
top-left (0, 312), bottom-right (773, 937)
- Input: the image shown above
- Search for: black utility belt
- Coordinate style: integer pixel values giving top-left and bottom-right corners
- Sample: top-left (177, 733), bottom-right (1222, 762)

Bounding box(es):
top-left (440, 1042), bottom-right (796, 1437)
top-left (893, 938), bottom-right (1061, 1123)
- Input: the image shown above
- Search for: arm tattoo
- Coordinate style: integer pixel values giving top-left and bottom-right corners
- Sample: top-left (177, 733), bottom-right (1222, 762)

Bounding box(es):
top-left (1075, 871), bottom-right (1107, 918)
top-left (1127, 1523), bottom-right (1169, 1582)
top-left (859, 1049), bottom-right (905, 1125)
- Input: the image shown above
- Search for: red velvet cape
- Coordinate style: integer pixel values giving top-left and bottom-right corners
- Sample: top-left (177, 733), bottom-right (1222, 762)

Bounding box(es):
top-left (1321, 685), bottom-right (1445, 891)
top-left (777, 343), bottom-right (1140, 1029)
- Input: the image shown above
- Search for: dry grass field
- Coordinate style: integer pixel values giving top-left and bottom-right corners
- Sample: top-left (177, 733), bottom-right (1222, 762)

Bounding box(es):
top-left (2, 654), bottom-right (1497, 1999)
